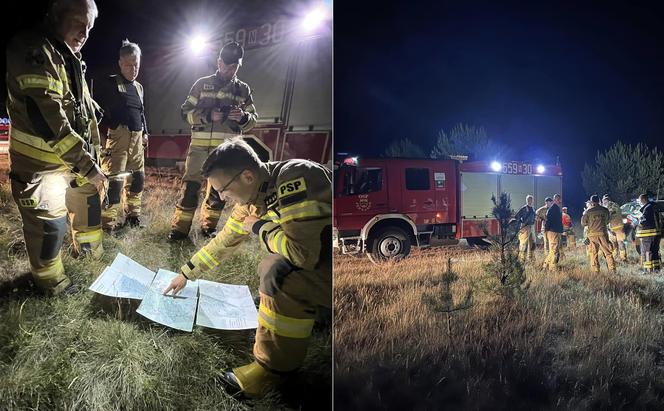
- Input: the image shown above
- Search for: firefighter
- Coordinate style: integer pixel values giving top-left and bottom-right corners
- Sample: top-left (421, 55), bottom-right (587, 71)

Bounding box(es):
top-left (163, 139), bottom-right (331, 398)
top-left (168, 42), bottom-right (258, 241)
top-left (6, 0), bottom-right (106, 295)
top-left (581, 195), bottom-right (616, 273)
top-left (602, 194), bottom-right (627, 262)
top-left (543, 195), bottom-right (563, 271)
top-left (553, 194), bottom-right (565, 260)
top-left (97, 39), bottom-right (148, 231)
top-left (562, 207), bottom-right (575, 249)
top-left (536, 198), bottom-right (552, 259)
top-left (635, 194), bottom-right (661, 273)
top-left (513, 194), bottom-right (536, 261)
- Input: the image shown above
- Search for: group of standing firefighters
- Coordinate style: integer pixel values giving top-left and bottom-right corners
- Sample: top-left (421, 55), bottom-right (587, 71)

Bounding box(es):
top-left (5, 0), bottom-right (331, 399)
top-left (513, 192), bottom-right (662, 274)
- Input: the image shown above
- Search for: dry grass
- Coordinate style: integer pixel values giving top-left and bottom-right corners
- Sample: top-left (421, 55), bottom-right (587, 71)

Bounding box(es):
top-left (334, 243), bottom-right (664, 410)
top-left (0, 169), bottom-right (331, 410)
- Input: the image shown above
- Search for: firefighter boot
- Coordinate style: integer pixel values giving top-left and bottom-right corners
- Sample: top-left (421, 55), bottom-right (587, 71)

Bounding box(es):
top-left (200, 182), bottom-right (226, 235)
top-left (124, 170), bottom-right (145, 226)
top-left (221, 361), bottom-right (281, 399)
top-left (102, 178), bottom-right (124, 231)
top-left (170, 181), bottom-right (202, 239)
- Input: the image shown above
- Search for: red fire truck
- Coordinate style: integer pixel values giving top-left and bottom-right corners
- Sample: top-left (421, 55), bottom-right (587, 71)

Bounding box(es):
top-left (334, 157), bottom-right (563, 261)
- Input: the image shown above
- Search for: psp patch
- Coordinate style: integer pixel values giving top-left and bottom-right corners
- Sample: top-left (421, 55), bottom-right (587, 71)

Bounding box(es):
top-left (18, 197), bottom-right (38, 208)
top-left (203, 83), bottom-right (215, 91)
top-left (278, 177), bottom-right (307, 199)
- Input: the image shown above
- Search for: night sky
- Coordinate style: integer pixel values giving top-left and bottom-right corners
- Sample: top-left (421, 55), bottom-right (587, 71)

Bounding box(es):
top-left (335, 1), bottom-right (664, 216)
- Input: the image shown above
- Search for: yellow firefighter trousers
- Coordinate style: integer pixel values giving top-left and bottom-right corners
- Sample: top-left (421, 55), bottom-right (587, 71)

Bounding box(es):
top-left (608, 228), bottom-right (627, 262)
top-left (588, 234), bottom-right (616, 272)
top-left (543, 232), bottom-right (561, 270)
top-left (101, 126), bottom-right (145, 229)
top-left (566, 230), bottom-right (576, 249)
top-left (255, 254), bottom-right (332, 372)
top-left (171, 145), bottom-right (226, 234)
top-left (10, 167), bottom-right (103, 294)
top-left (518, 225), bottom-right (534, 261)
top-left (542, 229), bottom-right (549, 254)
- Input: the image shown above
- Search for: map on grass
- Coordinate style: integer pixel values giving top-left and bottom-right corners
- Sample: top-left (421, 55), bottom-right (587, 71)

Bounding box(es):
top-left (88, 253), bottom-right (156, 299)
top-left (89, 255), bottom-right (258, 332)
top-left (195, 280), bottom-right (258, 330)
top-left (136, 269), bottom-right (200, 332)
top-left (136, 288), bottom-right (198, 332)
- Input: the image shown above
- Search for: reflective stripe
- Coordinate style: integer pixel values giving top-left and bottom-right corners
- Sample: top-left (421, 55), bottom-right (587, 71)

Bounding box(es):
top-left (278, 200), bottom-right (331, 224)
top-left (636, 229), bottom-right (658, 238)
top-left (225, 216), bottom-right (249, 235)
top-left (9, 128), bottom-right (64, 164)
top-left (76, 229), bottom-right (102, 244)
top-left (32, 258), bottom-right (65, 281)
top-left (609, 225), bottom-right (623, 231)
top-left (177, 210), bottom-right (195, 221)
top-left (9, 139), bottom-right (62, 164)
top-left (201, 247), bottom-right (219, 266)
top-left (186, 112), bottom-right (196, 124)
top-left (52, 133), bottom-right (81, 157)
top-left (186, 95), bottom-right (198, 105)
top-left (200, 91), bottom-right (216, 98)
top-left (191, 131), bottom-right (237, 140)
top-left (270, 231), bottom-right (290, 260)
top-left (126, 197), bottom-right (141, 206)
top-left (190, 139), bottom-right (225, 147)
top-left (258, 302), bottom-right (315, 339)
top-left (265, 210), bottom-right (280, 223)
top-left (195, 249), bottom-right (215, 269)
top-left (17, 74), bottom-right (64, 95)
top-left (587, 231), bottom-right (607, 237)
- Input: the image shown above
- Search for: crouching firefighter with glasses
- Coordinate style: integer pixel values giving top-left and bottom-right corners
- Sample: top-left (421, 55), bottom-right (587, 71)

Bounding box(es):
top-left (164, 139), bottom-right (332, 398)
top-left (5, 0), bottom-right (106, 295)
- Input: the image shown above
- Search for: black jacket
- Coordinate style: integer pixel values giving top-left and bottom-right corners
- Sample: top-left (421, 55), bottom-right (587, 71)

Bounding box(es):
top-left (637, 201), bottom-right (660, 237)
top-left (515, 204), bottom-right (536, 227)
top-left (545, 203), bottom-right (564, 233)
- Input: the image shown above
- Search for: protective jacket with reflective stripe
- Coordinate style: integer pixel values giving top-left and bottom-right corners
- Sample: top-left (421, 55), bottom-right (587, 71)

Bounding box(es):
top-left (6, 24), bottom-right (101, 176)
top-left (605, 201), bottom-right (624, 230)
top-left (180, 71), bottom-right (257, 139)
top-left (637, 201), bottom-right (660, 238)
top-left (581, 204), bottom-right (610, 237)
top-left (181, 159), bottom-right (332, 278)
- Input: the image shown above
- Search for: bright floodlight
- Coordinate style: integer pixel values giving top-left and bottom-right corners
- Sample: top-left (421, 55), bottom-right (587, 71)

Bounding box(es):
top-left (537, 164), bottom-right (545, 173)
top-left (301, 7), bottom-right (327, 33)
top-left (491, 161), bottom-right (502, 172)
top-left (189, 35), bottom-right (208, 56)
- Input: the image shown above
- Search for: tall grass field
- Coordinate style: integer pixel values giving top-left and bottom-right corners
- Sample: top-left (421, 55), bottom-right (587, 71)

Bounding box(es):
top-left (0, 170), bottom-right (331, 411)
top-left (335, 241), bottom-right (664, 410)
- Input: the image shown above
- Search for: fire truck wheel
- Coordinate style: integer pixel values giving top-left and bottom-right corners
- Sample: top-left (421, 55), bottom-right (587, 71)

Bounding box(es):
top-left (368, 227), bottom-right (411, 263)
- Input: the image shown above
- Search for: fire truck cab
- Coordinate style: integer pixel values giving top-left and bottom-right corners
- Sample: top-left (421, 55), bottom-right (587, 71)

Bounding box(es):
top-left (334, 157), bottom-right (563, 262)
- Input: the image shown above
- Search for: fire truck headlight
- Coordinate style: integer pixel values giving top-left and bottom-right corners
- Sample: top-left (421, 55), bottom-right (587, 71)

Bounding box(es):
top-left (491, 161), bottom-right (502, 172)
top-left (188, 35), bottom-right (208, 56)
top-left (537, 164), bottom-right (545, 173)
top-left (301, 6), bottom-right (328, 33)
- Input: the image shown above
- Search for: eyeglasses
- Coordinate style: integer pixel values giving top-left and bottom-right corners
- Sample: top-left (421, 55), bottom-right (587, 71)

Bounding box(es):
top-left (217, 169), bottom-right (245, 194)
